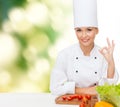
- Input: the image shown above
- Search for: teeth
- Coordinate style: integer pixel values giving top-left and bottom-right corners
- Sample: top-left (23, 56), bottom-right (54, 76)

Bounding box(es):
top-left (82, 39), bottom-right (88, 42)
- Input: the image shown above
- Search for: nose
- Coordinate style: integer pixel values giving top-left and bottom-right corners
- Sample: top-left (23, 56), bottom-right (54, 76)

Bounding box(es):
top-left (82, 31), bottom-right (88, 37)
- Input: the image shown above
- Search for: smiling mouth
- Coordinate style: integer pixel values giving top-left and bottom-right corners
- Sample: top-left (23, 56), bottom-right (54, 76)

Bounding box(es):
top-left (81, 39), bottom-right (89, 42)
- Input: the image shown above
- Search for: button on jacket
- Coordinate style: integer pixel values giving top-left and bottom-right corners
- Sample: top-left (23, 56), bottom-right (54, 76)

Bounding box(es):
top-left (50, 43), bottom-right (119, 96)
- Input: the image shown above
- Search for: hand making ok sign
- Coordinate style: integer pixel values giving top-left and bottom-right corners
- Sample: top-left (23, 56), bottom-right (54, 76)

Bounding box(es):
top-left (99, 38), bottom-right (115, 63)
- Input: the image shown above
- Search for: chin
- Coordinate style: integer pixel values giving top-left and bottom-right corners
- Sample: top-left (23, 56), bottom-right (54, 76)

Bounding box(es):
top-left (80, 42), bottom-right (90, 47)
top-left (80, 41), bottom-right (94, 47)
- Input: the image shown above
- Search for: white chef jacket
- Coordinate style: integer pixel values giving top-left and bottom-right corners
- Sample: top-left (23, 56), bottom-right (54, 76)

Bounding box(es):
top-left (50, 43), bottom-right (119, 96)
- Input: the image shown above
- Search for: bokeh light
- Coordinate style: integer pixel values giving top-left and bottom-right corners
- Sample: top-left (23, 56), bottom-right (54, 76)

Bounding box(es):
top-left (0, 0), bottom-right (73, 92)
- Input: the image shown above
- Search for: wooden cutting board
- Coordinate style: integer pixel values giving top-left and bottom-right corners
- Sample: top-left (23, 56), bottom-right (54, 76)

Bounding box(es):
top-left (55, 94), bottom-right (98, 107)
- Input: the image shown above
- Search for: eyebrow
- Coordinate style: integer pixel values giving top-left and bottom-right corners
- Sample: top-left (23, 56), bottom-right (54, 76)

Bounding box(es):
top-left (75, 27), bottom-right (93, 30)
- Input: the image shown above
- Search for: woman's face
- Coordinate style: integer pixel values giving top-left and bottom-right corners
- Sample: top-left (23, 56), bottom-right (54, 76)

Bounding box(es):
top-left (75, 27), bottom-right (98, 47)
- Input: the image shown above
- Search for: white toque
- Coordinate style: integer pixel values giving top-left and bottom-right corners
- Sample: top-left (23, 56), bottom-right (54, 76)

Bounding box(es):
top-left (73, 0), bottom-right (98, 28)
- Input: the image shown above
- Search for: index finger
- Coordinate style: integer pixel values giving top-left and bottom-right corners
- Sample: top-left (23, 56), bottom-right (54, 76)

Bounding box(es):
top-left (107, 38), bottom-right (111, 47)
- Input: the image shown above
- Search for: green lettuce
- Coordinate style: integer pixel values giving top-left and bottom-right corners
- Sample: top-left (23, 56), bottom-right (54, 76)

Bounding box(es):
top-left (96, 83), bottom-right (120, 107)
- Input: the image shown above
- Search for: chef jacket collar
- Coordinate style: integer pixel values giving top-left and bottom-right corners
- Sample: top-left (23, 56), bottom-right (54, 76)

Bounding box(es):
top-left (78, 43), bottom-right (96, 57)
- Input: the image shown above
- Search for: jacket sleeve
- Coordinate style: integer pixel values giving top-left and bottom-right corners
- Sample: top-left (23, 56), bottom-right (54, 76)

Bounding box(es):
top-left (98, 58), bottom-right (119, 85)
top-left (49, 51), bottom-right (75, 96)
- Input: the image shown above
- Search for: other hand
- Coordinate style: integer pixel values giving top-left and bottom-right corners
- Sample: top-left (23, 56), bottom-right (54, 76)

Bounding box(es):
top-left (99, 38), bottom-right (115, 63)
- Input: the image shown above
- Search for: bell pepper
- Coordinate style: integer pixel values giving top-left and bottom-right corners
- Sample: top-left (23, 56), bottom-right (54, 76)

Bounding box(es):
top-left (94, 101), bottom-right (114, 107)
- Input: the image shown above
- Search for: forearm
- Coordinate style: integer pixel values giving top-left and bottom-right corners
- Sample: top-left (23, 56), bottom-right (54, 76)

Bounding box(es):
top-left (107, 57), bottom-right (115, 78)
top-left (75, 86), bottom-right (97, 95)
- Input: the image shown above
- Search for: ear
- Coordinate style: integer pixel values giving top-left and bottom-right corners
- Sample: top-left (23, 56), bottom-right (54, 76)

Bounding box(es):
top-left (95, 28), bottom-right (99, 34)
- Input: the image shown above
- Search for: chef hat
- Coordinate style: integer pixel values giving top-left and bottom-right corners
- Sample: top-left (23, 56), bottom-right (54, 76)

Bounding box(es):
top-left (73, 0), bottom-right (98, 28)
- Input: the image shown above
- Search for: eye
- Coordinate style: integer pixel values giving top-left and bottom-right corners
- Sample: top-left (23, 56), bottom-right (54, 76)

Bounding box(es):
top-left (87, 28), bottom-right (93, 31)
top-left (76, 29), bottom-right (82, 32)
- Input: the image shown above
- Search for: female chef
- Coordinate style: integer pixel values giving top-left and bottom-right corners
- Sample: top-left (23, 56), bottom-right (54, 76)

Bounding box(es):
top-left (50, 0), bottom-right (119, 96)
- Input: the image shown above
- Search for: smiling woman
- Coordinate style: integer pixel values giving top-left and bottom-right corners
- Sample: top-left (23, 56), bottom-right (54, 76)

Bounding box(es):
top-left (50, 0), bottom-right (119, 96)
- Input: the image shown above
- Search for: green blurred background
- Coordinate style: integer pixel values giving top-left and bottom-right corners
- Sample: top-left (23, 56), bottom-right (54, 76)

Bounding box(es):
top-left (1, 0), bottom-right (120, 93)
top-left (0, 0), bottom-right (74, 92)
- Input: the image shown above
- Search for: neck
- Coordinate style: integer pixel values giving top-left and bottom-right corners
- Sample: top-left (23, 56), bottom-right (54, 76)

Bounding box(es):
top-left (80, 44), bottom-right (94, 56)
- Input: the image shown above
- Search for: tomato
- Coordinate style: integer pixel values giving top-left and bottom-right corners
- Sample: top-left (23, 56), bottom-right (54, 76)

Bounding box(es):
top-left (85, 95), bottom-right (91, 100)
top-left (78, 95), bottom-right (83, 100)
top-left (62, 96), bottom-right (67, 100)
top-left (79, 102), bottom-right (85, 107)
top-left (67, 96), bottom-right (73, 101)
top-left (72, 94), bottom-right (78, 99)
top-left (70, 95), bottom-right (76, 99)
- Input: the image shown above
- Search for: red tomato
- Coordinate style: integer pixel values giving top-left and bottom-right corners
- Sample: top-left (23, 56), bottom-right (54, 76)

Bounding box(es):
top-left (67, 96), bottom-right (73, 101)
top-left (78, 95), bottom-right (83, 100)
top-left (85, 95), bottom-right (91, 100)
top-left (73, 94), bottom-right (78, 99)
top-left (79, 102), bottom-right (85, 107)
top-left (62, 96), bottom-right (67, 100)
top-left (70, 95), bottom-right (75, 99)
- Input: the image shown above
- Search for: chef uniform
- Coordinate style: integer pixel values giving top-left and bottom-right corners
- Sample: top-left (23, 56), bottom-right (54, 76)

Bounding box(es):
top-left (50, 0), bottom-right (119, 96)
